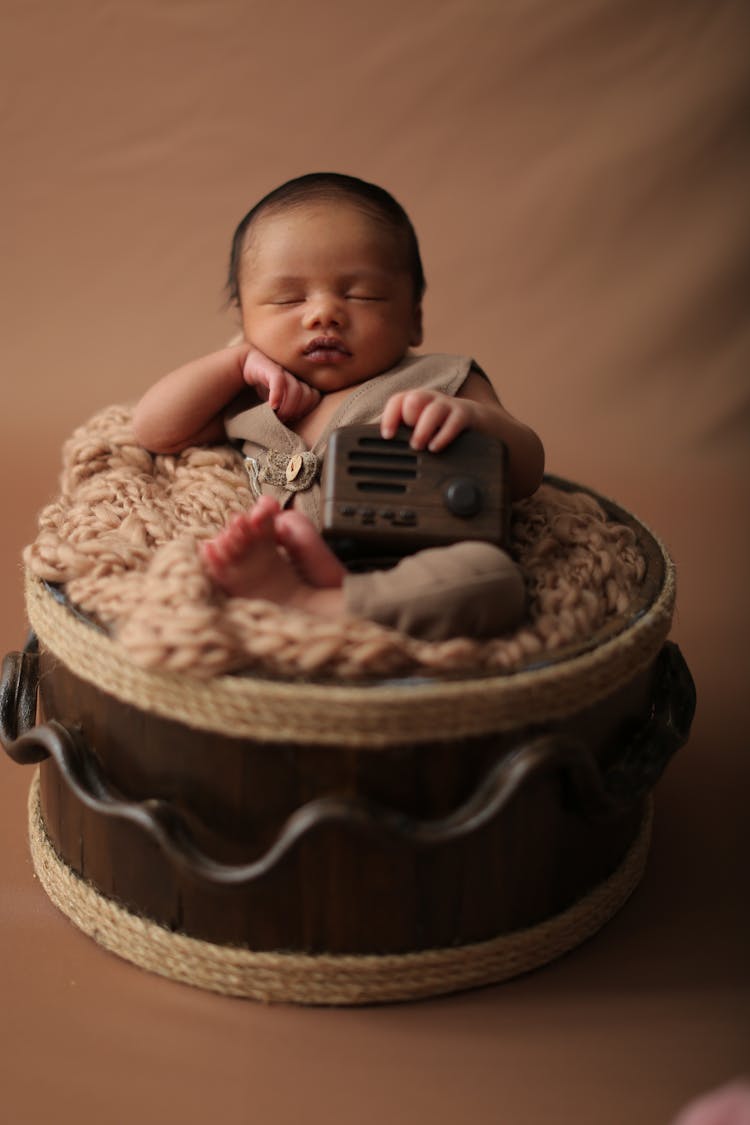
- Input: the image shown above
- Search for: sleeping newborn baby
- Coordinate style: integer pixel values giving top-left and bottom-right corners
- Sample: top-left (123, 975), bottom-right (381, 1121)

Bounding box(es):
top-left (133, 172), bottom-right (544, 641)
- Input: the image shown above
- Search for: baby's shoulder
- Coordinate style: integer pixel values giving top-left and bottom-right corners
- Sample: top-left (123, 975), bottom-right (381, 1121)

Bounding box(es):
top-left (395, 351), bottom-right (476, 390)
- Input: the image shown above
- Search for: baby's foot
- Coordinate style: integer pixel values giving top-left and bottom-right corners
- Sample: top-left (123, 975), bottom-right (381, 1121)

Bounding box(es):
top-left (275, 510), bottom-right (347, 589)
top-left (201, 496), bottom-right (304, 603)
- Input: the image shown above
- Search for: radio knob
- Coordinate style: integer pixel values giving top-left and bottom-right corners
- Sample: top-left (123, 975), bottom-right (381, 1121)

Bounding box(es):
top-left (444, 478), bottom-right (482, 518)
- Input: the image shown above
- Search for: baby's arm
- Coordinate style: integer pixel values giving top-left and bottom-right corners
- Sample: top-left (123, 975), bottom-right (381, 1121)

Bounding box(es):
top-left (133, 345), bottom-right (319, 454)
top-left (380, 370), bottom-right (544, 500)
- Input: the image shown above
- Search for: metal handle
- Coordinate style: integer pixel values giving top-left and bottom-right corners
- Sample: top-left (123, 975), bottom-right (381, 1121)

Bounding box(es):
top-left (602, 641), bottom-right (696, 805)
top-left (1, 633), bottom-right (41, 752)
top-left (1, 636), bottom-right (695, 886)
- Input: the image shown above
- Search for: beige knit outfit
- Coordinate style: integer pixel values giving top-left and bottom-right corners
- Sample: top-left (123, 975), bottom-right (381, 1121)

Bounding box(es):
top-left (224, 353), bottom-right (525, 641)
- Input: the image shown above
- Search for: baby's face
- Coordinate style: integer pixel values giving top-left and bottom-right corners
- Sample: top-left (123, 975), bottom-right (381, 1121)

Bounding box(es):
top-left (237, 201), bottom-right (423, 394)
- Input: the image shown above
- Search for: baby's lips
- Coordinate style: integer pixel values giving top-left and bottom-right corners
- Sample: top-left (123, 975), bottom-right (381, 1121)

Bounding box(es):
top-left (303, 336), bottom-right (350, 355)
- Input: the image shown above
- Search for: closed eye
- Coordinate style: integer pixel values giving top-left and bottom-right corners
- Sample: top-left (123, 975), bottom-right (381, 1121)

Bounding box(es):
top-left (270, 298), bottom-right (304, 306)
top-left (347, 294), bottom-right (385, 302)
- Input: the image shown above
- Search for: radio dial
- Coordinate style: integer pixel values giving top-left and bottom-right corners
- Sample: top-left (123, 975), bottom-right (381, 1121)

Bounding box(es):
top-left (443, 478), bottom-right (482, 518)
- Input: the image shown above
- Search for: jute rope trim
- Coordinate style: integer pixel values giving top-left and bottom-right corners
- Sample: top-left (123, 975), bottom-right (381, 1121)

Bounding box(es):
top-left (25, 562), bottom-right (674, 746)
top-left (27, 772), bottom-right (652, 1006)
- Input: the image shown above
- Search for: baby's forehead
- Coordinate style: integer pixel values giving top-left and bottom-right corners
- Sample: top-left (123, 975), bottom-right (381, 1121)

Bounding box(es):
top-left (236, 194), bottom-right (425, 301)
top-left (245, 200), bottom-right (404, 258)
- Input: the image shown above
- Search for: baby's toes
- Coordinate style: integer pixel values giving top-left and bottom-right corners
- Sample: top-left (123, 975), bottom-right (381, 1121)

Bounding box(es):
top-left (200, 539), bottom-right (225, 577)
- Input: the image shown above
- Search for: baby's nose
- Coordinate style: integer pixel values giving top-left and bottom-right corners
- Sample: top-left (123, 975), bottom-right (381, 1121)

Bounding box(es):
top-left (303, 293), bottom-right (346, 329)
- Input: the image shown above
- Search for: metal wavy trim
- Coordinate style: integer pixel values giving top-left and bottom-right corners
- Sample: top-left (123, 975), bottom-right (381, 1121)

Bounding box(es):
top-left (1, 639), bottom-right (695, 889)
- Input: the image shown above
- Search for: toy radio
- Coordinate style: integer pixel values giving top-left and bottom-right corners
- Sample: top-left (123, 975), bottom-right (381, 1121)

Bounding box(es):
top-left (321, 424), bottom-right (510, 565)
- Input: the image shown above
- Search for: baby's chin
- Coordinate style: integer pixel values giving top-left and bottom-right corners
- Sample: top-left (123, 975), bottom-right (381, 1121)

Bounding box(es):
top-left (290, 362), bottom-right (376, 395)
top-left (294, 350), bottom-right (413, 394)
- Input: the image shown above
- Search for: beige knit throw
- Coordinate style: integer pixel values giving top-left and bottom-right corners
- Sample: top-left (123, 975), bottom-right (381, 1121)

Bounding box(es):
top-left (24, 405), bottom-right (647, 681)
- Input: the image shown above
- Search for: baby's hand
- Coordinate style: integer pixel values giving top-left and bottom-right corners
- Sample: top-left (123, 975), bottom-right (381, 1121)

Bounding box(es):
top-left (380, 389), bottom-right (477, 452)
top-left (242, 348), bottom-right (320, 421)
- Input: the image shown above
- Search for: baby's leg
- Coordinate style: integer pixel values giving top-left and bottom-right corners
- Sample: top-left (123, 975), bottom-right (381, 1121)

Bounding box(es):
top-left (202, 497), bottom-right (346, 615)
top-left (203, 505), bottom-right (525, 640)
top-left (275, 509), bottom-right (348, 588)
top-left (342, 541), bottom-right (525, 642)
top-left (201, 497), bottom-right (298, 601)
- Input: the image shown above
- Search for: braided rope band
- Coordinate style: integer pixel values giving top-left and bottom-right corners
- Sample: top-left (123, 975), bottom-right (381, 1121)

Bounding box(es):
top-left (25, 563), bottom-right (674, 747)
top-left (27, 772), bottom-right (652, 1005)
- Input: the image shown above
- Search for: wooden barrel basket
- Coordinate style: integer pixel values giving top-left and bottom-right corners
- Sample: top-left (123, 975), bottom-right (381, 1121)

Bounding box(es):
top-left (1, 480), bottom-right (695, 1005)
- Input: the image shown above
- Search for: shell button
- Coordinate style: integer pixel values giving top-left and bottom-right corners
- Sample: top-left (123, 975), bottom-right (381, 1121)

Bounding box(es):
top-left (286, 454), bottom-right (303, 483)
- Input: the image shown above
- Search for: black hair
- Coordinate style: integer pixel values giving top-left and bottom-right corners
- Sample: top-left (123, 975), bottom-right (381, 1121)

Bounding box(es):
top-left (226, 172), bottom-right (426, 306)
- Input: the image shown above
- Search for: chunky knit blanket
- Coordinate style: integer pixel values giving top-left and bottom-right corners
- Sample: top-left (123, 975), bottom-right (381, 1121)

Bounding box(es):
top-left (24, 406), bottom-right (646, 680)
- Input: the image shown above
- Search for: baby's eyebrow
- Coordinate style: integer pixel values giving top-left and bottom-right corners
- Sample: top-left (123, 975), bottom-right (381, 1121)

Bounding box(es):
top-left (345, 269), bottom-right (393, 282)
top-left (265, 275), bottom-right (305, 288)
top-left (268, 268), bottom-right (392, 285)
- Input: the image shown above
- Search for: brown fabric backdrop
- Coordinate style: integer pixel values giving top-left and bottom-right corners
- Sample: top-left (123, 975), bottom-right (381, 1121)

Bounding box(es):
top-left (1, 3), bottom-right (748, 1122)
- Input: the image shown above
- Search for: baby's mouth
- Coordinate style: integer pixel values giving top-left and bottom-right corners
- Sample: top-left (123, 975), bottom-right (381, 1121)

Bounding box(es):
top-left (303, 337), bottom-right (351, 357)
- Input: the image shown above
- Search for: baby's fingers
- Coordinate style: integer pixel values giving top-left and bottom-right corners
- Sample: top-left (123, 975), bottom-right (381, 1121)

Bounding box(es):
top-left (408, 399), bottom-right (453, 449)
top-left (276, 377), bottom-right (320, 421)
top-left (268, 371), bottom-right (298, 418)
top-left (291, 381), bottom-right (321, 419)
top-left (264, 368), bottom-right (286, 411)
top-left (380, 392), bottom-right (408, 439)
top-left (423, 409), bottom-right (471, 452)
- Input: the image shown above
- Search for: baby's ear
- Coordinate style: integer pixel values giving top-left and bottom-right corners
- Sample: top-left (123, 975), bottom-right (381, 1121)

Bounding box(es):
top-left (410, 304), bottom-right (424, 347)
